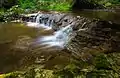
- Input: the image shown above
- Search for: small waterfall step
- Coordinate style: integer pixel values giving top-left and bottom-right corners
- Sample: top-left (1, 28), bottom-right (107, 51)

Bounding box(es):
top-left (26, 13), bottom-right (73, 49)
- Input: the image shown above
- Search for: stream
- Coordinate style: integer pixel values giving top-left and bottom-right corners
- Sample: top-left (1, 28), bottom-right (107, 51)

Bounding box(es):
top-left (0, 10), bottom-right (120, 73)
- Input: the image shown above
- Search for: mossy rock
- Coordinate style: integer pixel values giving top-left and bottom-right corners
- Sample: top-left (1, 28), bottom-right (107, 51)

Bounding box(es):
top-left (1, 68), bottom-right (54, 78)
top-left (0, 72), bottom-right (22, 78)
top-left (94, 54), bottom-right (111, 70)
top-left (86, 70), bottom-right (119, 78)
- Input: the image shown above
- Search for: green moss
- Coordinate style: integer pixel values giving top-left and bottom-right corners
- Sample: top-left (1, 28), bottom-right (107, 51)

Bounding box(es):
top-left (94, 54), bottom-right (111, 69)
top-left (0, 68), bottom-right (54, 78)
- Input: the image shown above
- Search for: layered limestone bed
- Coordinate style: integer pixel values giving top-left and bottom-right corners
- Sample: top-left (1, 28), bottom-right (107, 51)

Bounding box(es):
top-left (2, 12), bottom-right (120, 77)
top-left (66, 18), bottom-right (120, 59)
top-left (20, 12), bottom-right (120, 62)
top-left (24, 12), bottom-right (120, 55)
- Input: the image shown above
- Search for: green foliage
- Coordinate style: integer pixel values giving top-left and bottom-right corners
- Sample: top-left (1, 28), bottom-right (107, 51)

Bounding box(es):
top-left (7, 5), bottom-right (24, 15)
top-left (18, 0), bottom-right (37, 9)
top-left (0, 0), bottom-right (72, 11)
top-left (0, 0), bottom-right (72, 22)
top-left (0, 5), bottom-right (24, 22)
top-left (1, 0), bottom-right (120, 11)
top-left (18, 0), bottom-right (72, 11)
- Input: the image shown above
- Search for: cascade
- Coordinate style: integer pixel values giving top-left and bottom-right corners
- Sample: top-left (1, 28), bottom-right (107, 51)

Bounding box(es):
top-left (26, 14), bottom-right (73, 49)
top-left (37, 24), bottom-right (72, 48)
top-left (26, 14), bottom-right (52, 29)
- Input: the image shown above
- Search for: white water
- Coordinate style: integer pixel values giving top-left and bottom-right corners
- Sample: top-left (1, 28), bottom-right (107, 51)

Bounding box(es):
top-left (27, 14), bottom-right (52, 30)
top-left (26, 14), bottom-right (72, 49)
top-left (37, 24), bottom-right (72, 48)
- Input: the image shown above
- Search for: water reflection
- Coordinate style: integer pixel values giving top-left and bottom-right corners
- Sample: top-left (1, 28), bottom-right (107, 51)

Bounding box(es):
top-left (72, 10), bottom-right (120, 24)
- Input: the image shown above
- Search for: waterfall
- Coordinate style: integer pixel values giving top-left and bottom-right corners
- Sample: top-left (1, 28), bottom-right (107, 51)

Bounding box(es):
top-left (36, 24), bottom-right (72, 48)
top-left (26, 14), bottom-right (52, 30)
top-left (26, 13), bottom-right (73, 49)
top-left (36, 14), bottom-right (43, 23)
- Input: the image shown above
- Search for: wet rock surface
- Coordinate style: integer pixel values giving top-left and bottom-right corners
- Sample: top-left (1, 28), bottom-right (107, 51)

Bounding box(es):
top-left (66, 19), bottom-right (120, 58)
top-left (22, 12), bottom-right (79, 30)
top-left (22, 12), bottom-right (120, 56)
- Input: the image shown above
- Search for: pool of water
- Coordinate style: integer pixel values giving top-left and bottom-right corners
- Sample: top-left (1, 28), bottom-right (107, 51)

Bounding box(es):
top-left (0, 23), bottom-right (70, 73)
top-left (72, 10), bottom-right (120, 24)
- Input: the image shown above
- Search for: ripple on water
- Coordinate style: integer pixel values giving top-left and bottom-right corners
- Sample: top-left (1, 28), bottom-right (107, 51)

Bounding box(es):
top-left (0, 21), bottom-right (71, 73)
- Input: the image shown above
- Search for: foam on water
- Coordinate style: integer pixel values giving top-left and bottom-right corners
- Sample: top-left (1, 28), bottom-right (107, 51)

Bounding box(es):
top-left (26, 14), bottom-right (52, 30)
top-left (26, 14), bottom-right (72, 49)
top-left (37, 24), bottom-right (72, 48)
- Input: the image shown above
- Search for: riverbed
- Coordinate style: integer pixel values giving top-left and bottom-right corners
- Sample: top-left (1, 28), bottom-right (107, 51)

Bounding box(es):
top-left (0, 10), bottom-right (120, 73)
